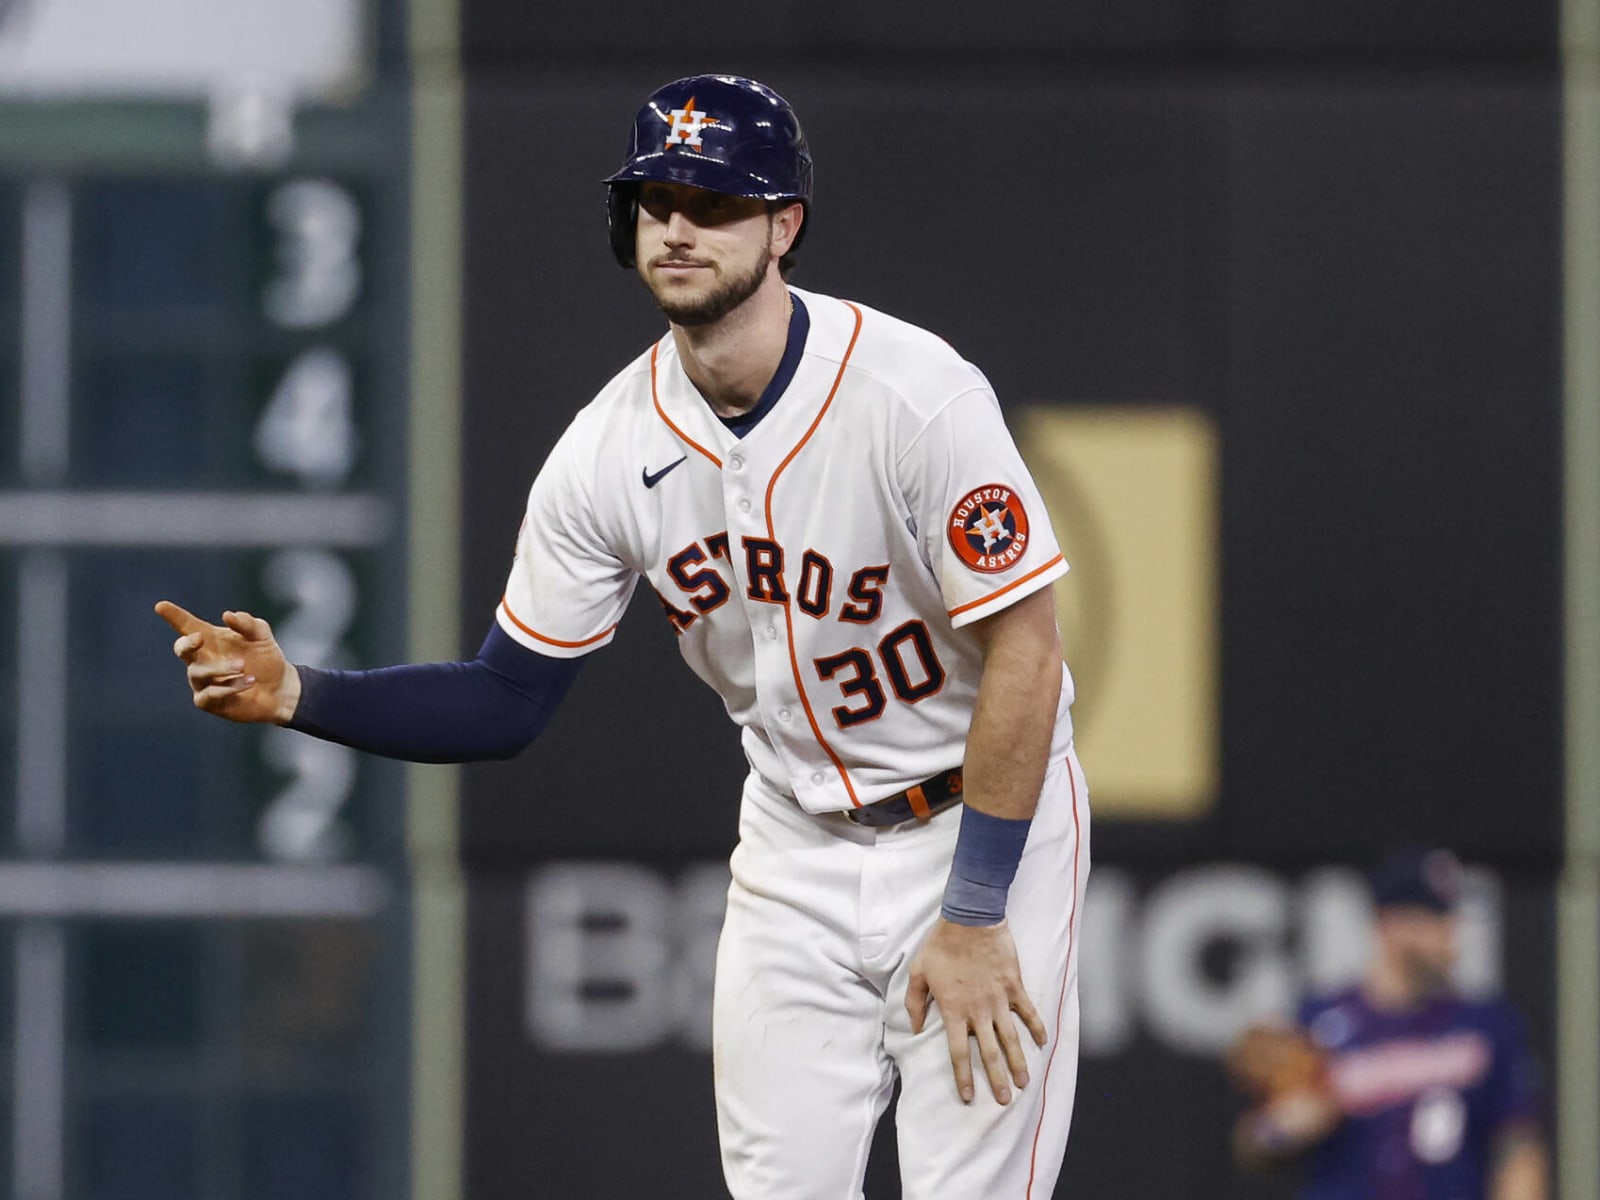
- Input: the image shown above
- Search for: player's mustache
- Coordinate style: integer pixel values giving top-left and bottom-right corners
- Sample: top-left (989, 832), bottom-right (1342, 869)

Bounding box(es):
top-left (650, 252), bottom-right (715, 269)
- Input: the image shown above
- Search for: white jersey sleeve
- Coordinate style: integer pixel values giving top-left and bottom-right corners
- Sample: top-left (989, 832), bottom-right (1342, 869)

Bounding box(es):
top-left (497, 417), bottom-right (639, 658)
top-left (897, 384), bottom-right (1068, 628)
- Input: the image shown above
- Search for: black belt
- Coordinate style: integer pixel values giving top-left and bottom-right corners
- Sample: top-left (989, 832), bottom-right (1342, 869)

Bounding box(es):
top-left (845, 768), bottom-right (964, 828)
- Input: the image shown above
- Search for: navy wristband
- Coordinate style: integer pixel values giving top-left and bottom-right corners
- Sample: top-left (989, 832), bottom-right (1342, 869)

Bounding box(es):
top-left (940, 807), bottom-right (1033, 927)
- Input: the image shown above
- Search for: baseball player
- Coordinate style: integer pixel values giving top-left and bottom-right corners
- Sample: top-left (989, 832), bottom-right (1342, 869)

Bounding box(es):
top-left (158, 74), bottom-right (1090, 1199)
top-left (1231, 849), bottom-right (1548, 1200)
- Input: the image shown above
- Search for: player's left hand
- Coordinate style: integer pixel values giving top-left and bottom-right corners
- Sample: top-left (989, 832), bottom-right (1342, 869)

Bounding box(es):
top-left (906, 918), bottom-right (1047, 1106)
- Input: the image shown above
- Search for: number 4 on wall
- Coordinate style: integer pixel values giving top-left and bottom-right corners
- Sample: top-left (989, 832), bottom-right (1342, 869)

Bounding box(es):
top-left (253, 346), bottom-right (359, 488)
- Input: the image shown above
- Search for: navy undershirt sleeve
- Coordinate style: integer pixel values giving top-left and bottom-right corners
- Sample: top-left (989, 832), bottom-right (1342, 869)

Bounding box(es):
top-left (286, 623), bottom-right (584, 763)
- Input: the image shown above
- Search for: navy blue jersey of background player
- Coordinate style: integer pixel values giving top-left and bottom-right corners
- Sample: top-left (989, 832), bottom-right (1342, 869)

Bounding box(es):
top-left (1295, 985), bottom-right (1543, 1200)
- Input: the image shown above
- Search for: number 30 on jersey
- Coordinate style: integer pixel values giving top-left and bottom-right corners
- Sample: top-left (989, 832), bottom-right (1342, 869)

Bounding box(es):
top-left (655, 531), bottom-right (946, 729)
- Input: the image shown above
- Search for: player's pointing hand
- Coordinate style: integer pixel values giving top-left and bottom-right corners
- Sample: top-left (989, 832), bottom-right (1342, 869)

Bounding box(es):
top-left (154, 600), bottom-right (301, 725)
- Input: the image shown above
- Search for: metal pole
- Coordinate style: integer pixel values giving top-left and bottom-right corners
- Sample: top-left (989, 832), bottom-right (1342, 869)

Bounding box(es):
top-left (408, 0), bottom-right (466, 1195)
top-left (1560, 0), bottom-right (1600, 1195)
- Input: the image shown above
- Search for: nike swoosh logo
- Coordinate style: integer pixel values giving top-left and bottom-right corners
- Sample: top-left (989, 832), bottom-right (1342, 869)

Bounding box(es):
top-left (642, 455), bottom-right (688, 489)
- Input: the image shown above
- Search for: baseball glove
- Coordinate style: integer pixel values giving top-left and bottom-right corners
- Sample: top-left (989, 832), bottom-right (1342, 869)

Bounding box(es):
top-left (1225, 1021), bottom-right (1330, 1102)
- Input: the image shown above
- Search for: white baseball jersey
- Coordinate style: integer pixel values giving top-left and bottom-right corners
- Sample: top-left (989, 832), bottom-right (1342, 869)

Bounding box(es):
top-left (497, 287), bottom-right (1075, 814)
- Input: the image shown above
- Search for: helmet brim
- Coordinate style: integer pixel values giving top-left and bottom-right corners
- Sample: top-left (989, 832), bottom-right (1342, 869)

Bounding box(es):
top-left (603, 151), bottom-right (807, 204)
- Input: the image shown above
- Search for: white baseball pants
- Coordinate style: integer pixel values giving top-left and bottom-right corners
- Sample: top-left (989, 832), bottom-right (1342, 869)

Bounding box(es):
top-left (712, 751), bottom-right (1090, 1200)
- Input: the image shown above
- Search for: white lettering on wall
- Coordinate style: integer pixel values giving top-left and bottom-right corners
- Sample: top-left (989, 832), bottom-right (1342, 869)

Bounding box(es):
top-left (522, 861), bottom-right (1504, 1057)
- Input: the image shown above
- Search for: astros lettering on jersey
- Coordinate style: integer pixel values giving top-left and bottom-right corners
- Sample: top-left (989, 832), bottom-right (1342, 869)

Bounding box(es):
top-left (497, 288), bottom-right (1076, 812)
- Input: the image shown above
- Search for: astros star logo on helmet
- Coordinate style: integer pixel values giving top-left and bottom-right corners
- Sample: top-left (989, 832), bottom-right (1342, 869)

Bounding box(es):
top-left (948, 484), bottom-right (1031, 573)
top-left (665, 99), bottom-right (719, 150)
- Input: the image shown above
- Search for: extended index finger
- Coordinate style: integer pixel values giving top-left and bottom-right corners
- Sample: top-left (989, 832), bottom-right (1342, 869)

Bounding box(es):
top-left (154, 600), bottom-right (205, 636)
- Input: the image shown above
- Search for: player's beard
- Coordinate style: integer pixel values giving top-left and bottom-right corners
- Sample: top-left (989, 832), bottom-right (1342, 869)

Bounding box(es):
top-left (647, 220), bottom-right (772, 327)
top-left (1399, 939), bottom-right (1456, 999)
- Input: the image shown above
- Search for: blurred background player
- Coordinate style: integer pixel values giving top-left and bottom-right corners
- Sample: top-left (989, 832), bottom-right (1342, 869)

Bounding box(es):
top-left (1230, 847), bottom-right (1548, 1200)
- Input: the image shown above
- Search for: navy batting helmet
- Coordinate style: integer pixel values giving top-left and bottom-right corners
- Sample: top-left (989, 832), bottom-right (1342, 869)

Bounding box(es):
top-left (604, 74), bottom-right (813, 269)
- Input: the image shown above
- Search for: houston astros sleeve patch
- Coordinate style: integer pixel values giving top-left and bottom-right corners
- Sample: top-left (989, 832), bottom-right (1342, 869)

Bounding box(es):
top-left (948, 483), bottom-right (1031, 573)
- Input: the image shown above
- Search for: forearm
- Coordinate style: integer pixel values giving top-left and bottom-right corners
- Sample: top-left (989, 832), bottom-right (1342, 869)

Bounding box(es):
top-left (1231, 1109), bottom-right (1282, 1171)
top-left (1232, 1095), bottom-right (1339, 1170)
top-left (1490, 1131), bottom-right (1549, 1200)
top-left (941, 588), bottom-right (1063, 926)
top-left (961, 622), bottom-right (1061, 820)
top-left (288, 624), bottom-right (583, 763)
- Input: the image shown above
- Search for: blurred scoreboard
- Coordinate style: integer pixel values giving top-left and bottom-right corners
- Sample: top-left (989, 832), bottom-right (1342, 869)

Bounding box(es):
top-left (0, 57), bottom-right (412, 1200)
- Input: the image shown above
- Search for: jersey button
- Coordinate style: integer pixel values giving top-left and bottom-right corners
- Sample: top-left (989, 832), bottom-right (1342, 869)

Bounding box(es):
top-left (729, 454), bottom-right (744, 470)
top-left (778, 708), bottom-right (792, 722)
top-left (737, 498), bottom-right (752, 513)
top-left (765, 625), bottom-right (779, 640)
top-left (811, 771), bottom-right (826, 784)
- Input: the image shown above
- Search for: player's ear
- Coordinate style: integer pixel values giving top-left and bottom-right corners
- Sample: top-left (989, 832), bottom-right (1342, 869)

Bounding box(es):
top-left (771, 202), bottom-right (804, 260)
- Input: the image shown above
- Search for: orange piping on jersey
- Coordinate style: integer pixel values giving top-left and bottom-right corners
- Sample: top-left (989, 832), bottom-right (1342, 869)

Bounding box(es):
top-left (1027, 754), bottom-right (1084, 1198)
top-left (946, 553), bottom-right (1066, 620)
top-left (498, 596), bottom-right (616, 649)
top-left (650, 341), bottom-right (723, 468)
top-left (767, 299), bottom-right (866, 806)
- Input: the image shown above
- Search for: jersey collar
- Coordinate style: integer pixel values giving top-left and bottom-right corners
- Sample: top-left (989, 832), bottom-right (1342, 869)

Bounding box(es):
top-left (719, 291), bottom-right (810, 439)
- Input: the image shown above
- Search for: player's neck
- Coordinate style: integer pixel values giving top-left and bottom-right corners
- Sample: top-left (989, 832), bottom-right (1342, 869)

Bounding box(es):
top-left (670, 276), bottom-right (792, 418)
top-left (1363, 956), bottom-right (1437, 1012)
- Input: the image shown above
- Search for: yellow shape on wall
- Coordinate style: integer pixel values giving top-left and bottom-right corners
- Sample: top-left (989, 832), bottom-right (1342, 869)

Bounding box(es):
top-left (1021, 405), bottom-right (1219, 820)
